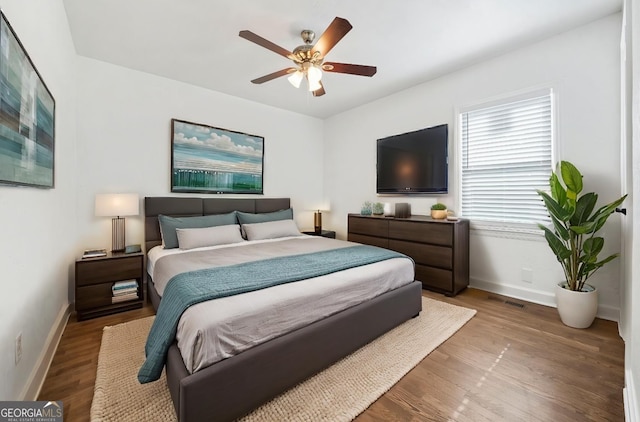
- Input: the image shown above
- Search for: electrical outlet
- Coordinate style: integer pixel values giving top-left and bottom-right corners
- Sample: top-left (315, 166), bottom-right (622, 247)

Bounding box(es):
top-left (521, 268), bottom-right (533, 284)
top-left (15, 332), bottom-right (22, 365)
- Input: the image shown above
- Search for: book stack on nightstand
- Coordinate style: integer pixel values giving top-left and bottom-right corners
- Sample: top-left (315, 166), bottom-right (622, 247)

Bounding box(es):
top-left (111, 280), bottom-right (139, 304)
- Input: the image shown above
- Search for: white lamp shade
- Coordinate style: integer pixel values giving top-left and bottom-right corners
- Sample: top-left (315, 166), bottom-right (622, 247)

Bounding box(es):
top-left (288, 70), bottom-right (304, 88)
top-left (95, 193), bottom-right (139, 217)
top-left (307, 65), bottom-right (322, 83)
top-left (307, 78), bottom-right (322, 92)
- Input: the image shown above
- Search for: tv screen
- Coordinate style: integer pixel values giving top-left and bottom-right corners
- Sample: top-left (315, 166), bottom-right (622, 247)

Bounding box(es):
top-left (376, 124), bottom-right (448, 194)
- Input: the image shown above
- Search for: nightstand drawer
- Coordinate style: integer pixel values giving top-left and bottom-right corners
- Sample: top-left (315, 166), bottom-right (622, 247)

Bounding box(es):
top-left (76, 256), bottom-right (142, 286)
top-left (76, 284), bottom-right (113, 310)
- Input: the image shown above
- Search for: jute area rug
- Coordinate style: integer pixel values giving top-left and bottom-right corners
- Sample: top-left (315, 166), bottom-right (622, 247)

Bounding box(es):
top-left (91, 297), bottom-right (476, 421)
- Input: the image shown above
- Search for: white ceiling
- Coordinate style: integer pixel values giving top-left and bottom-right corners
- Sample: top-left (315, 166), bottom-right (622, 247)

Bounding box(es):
top-left (62, 0), bottom-right (622, 119)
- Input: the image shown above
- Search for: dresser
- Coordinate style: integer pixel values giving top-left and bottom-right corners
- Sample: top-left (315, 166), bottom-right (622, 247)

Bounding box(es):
top-left (348, 214), bottom-right (469, 296)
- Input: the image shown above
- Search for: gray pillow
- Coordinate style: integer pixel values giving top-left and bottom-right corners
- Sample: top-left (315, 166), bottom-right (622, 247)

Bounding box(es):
top-left (236, 208), bottom-right (293, 225)
top-left (158, 212), bottom-right (237, 249)
top-left (176, 224), bottom-right (244, 250)
top-left (242, 219), bottom-right (301, 241)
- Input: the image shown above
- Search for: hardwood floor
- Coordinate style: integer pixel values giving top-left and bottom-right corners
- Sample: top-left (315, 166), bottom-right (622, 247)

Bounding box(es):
top-left (38, 305), bottom-right (155, 421)
top-left (38, 288), bottom-right (625, 422)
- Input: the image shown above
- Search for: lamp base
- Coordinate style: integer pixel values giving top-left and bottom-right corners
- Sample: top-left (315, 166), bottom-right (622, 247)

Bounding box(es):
top-left (314, 211), bottom-right (322, 234)
top-left (112, 217), bottom-right (126, 252)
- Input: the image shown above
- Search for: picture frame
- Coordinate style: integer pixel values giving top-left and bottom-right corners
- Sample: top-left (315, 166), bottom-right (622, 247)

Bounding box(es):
top-left (171, 119), bottom-right (264, 194)
top-left (0, 11), bottom-right (55, 188)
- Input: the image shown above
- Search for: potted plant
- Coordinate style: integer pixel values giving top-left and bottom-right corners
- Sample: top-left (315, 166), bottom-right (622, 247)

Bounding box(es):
top-left (536, 161), bottom-right (626, 328)
top-left (372, 202), bottom-right (384, 215)
top-left (361, 201), bottom-right (373, 216)
top-left (430, 203), bottom-right (447, 219)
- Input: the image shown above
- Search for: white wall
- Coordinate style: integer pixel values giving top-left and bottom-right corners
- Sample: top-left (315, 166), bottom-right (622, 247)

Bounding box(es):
top-left (74, 57), bottom-right (325, 251)
top-left (0, 1), bottom-right (78, 400)
top-left (324, 14), bottom-right (624, 318)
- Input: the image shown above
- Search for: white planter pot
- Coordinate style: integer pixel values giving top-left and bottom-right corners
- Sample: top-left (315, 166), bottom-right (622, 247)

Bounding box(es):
top-left (555, 282), bottom-right (598, 329)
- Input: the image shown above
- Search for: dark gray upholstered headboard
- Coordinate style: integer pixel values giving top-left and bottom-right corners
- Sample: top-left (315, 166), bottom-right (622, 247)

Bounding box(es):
top-left (144, 197), bottom-right (291, 251)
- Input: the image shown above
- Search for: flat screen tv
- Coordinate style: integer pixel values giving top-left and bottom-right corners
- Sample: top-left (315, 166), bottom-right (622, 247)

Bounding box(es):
top-left (376, 124), bottom-right (448, 194)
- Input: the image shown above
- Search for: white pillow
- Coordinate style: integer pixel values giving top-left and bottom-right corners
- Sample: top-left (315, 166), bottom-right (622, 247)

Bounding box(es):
top-left (176, 224), bottom-right (244, 250)
top-left (242, 219), bottom-right (301, 241)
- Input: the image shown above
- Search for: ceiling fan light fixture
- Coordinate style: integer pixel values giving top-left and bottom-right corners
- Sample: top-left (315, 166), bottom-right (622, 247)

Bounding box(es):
top-left (288, 70), bottom-right (304, 88)
top-left (307, 65), bottom-right (322, 84)
top-left (307, 77), bottom-right (322, 92)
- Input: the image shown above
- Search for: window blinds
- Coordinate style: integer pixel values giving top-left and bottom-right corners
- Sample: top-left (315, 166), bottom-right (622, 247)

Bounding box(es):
top-left (460, 92), bottom-right (553, 225)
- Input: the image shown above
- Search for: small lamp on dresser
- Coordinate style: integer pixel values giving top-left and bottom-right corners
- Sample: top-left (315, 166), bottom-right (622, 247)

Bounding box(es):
top-left (95, 193), bottom-right (139, 252)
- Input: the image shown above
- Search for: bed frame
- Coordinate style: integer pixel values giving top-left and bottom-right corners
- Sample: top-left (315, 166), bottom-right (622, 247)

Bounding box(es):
top-left (144, 196), bottom-right (423, 422)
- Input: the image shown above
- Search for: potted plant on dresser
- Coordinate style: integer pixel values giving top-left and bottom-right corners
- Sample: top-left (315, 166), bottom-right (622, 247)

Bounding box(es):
top-left (431, 203), bottom-right (448, 219)
top-left (536, 161), bottom-right (627, 328)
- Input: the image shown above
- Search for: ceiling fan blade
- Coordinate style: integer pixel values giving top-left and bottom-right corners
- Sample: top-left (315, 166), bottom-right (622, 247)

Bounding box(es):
top-left (311, 17), bottom-right (352, 57)
top-left (239, 30), bottom-right (293, 59)
top-left (323, 62), bottom-right (377, 77)
top-left (312, 82), bottom-right (326, 97)
top-left (251, 68), bottom-right (296, 84)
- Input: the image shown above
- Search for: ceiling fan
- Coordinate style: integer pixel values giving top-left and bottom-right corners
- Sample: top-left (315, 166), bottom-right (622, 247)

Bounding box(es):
top-left (239, 17), bottom-right (377, 97)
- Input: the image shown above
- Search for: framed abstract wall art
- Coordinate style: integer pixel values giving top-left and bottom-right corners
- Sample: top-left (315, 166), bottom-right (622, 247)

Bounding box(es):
top-left (0, 12), bottom-right (55, 188)
top-left (171, 119), bottom-right (264, 194)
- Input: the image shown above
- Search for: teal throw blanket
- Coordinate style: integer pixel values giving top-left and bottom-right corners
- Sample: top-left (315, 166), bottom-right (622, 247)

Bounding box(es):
top-left (138, 244), bottom-right (410, 383)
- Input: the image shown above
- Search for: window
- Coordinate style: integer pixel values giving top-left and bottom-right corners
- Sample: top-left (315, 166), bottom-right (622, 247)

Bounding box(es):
top-left (459, 90), bottom-right (553, 228)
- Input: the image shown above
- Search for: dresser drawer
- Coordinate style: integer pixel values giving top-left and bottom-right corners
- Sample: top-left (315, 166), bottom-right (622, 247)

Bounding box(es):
top-left (348, 216), bottom-right (389, 238)
top-left (415, 264), bottom-right (453, 292)
top-left (348, 233), bottom-right (389, 248)
top-left (76, 256), bottom-right (142, 286)
top-left (389, 220), bottom-right (452, 246)
top-left (389, 239), bottom-right (452, 269)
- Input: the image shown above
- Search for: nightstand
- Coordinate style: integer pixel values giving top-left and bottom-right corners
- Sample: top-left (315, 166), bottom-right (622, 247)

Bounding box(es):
top-left (302, 230), bottom-right (336, 239)
top-left (75, 251), bottom-right (144, 320)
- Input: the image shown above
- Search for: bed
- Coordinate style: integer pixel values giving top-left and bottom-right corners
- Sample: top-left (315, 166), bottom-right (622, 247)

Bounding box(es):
top-left (143, 197), bottom-right (423, 422)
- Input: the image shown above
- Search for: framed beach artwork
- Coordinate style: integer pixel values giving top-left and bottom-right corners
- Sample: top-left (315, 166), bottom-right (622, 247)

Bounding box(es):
top-left (171, 119), bottom-right (264, 194)
top-left (0, 12), bottom-right (55, 188)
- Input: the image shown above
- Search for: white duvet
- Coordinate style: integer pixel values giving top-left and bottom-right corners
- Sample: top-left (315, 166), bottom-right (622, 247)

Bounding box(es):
top-left (147, 236), bottom-right (415, 374)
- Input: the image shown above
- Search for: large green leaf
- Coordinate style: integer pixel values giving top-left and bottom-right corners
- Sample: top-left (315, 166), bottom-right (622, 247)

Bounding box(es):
top-left (594, 253), bottom-right (619, 267)
top-left (561, 161), bottom-right (583, 196)
top-left (570, 192), bottom-right (597, 226)
top-left (550, 214), bottom-right (570, 240)
top-left (587, 194), bottom-right (628, 233)
top-left (589, 195), bottom-right (628, 222)
top-left (539, 224), bottom-right (571, 261)
top-left (570, 222), bottom-right (597, 235)
top-left (582, 237), bottom-right (604, 262)
top-left (582, 253), bottom-right (619, 274)
top-left (537, 190), bottom-right (573, 222)
top-left (549, 173), bottom-right (567, 204)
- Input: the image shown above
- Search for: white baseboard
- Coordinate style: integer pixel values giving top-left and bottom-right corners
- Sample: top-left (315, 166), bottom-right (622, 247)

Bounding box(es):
top-left (469, 278), bottom-right (619, 322)
top-left (625, 369), bottom-right (639, 422)
top-left (19, 303), bottom-right (70, 400)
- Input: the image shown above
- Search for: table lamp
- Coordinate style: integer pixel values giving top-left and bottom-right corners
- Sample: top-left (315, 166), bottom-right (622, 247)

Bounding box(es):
top-left (95, 193), bottom-right (139, 252)
top-left (310, 204), bottom-right (330, 234)
top-left (314, 210), bottom-right (323, 234)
